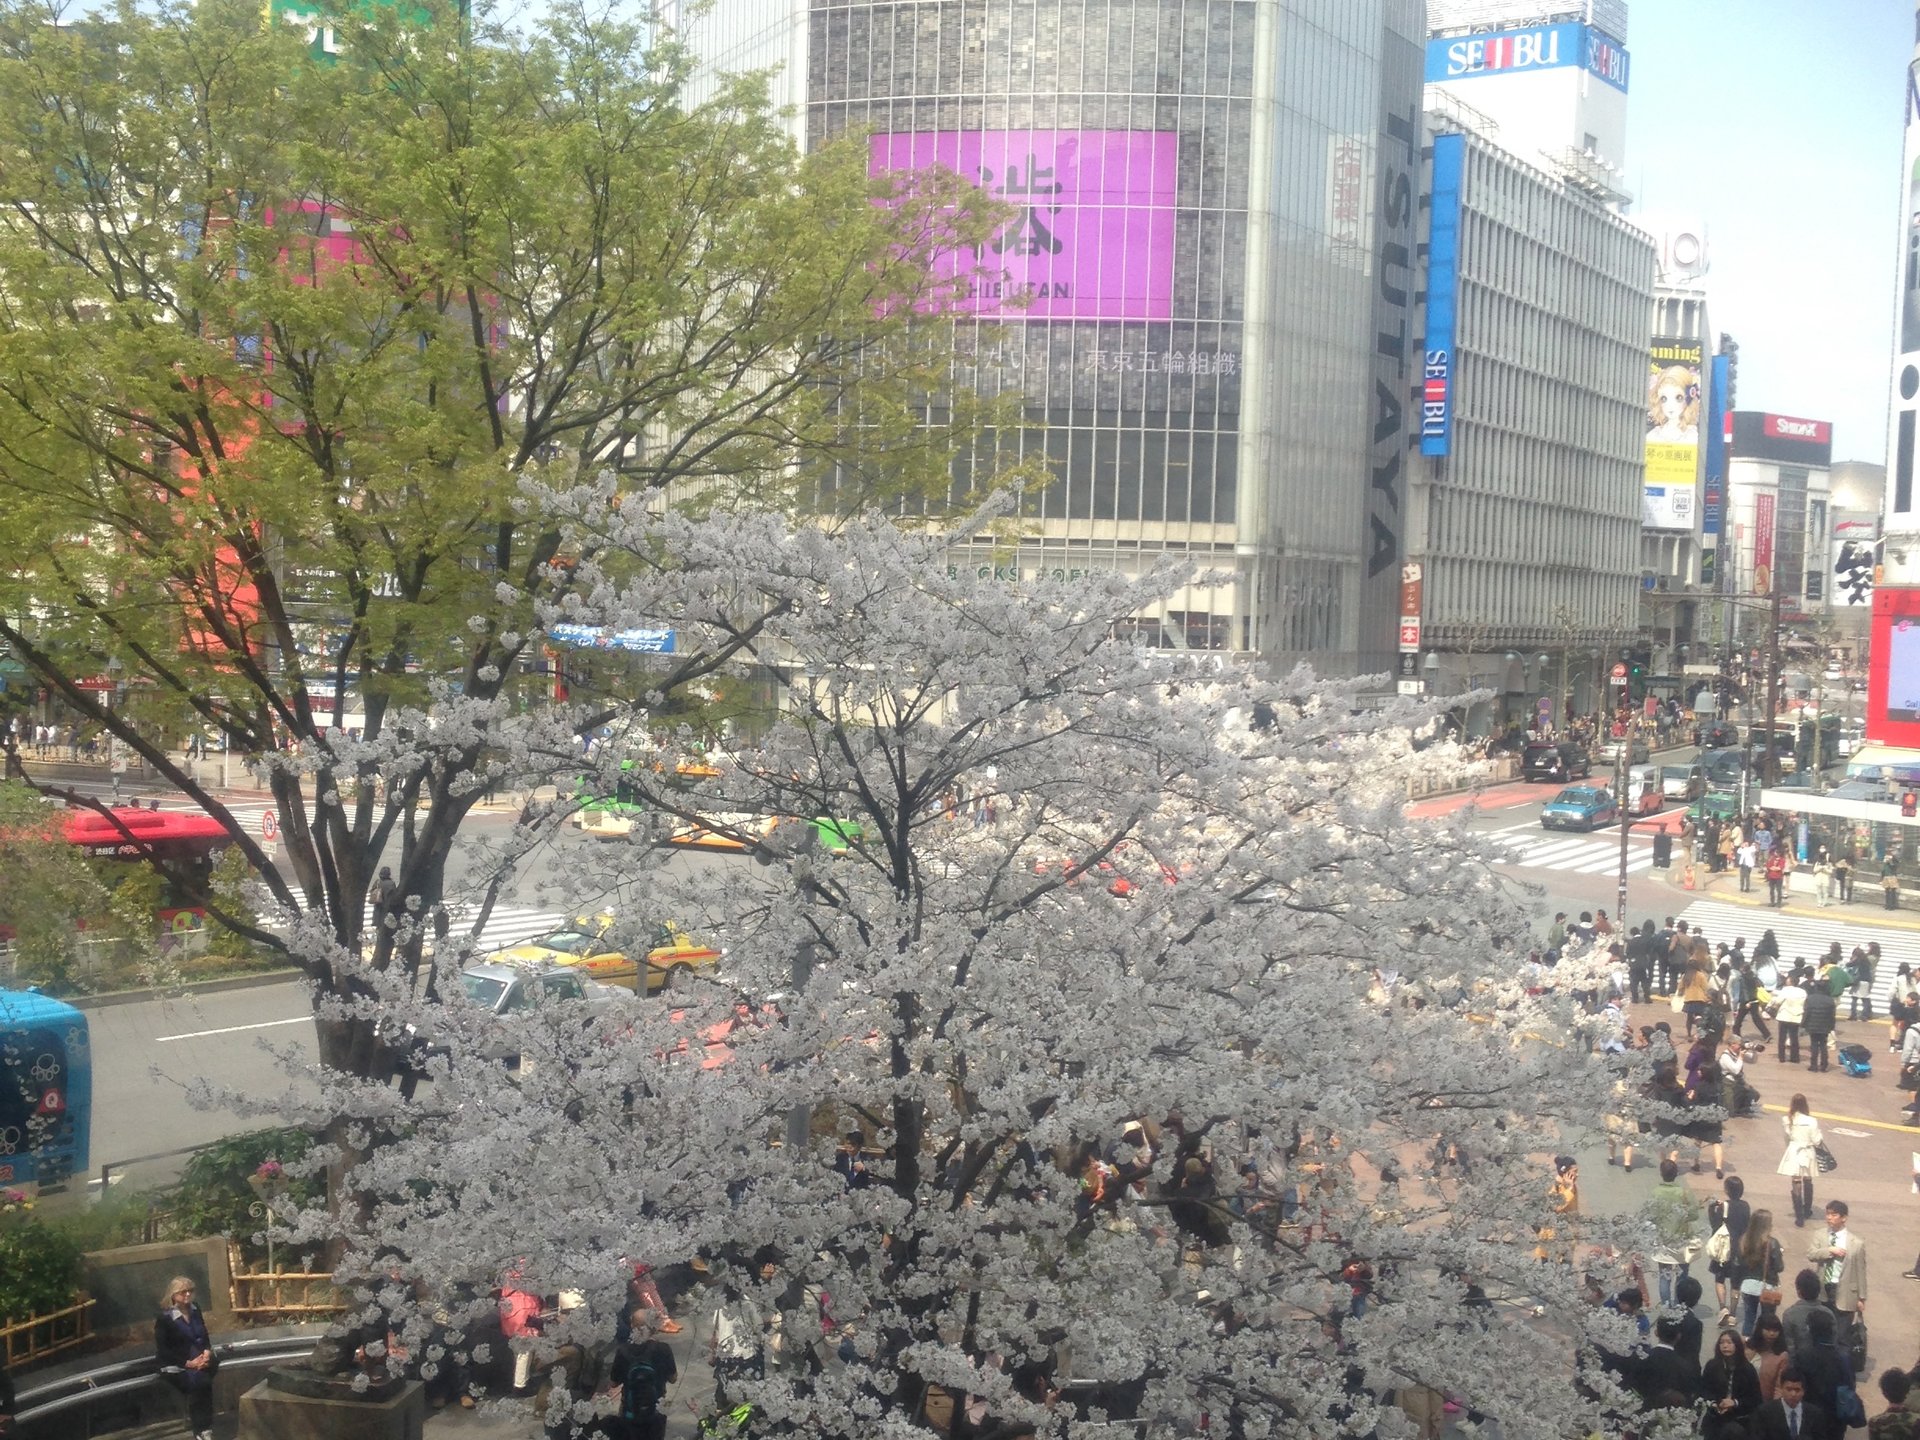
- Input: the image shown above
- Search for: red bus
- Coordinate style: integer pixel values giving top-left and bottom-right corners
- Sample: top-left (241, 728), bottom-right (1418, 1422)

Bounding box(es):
top-left (59, 807), bottom-right (235, 948)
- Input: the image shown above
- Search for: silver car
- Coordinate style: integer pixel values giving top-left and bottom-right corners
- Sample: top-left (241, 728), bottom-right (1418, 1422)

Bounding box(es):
top-left (1659, 762), bottom-right (1706, 800)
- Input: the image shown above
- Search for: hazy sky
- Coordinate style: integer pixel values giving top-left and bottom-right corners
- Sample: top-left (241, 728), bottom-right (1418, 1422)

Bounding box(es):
top-left (1623, 1), bottom-right (1912, 466)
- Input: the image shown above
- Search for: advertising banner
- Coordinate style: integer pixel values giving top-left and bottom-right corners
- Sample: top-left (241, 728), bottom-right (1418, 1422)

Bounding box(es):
top-left (1703, 352), bottom-right (1728, 538)
top-left (1752, 490), bottom-right (1776, 597)
top-left (1419, 134), bottom-right (1464, 458)
top-left (868, 130), bottom-right (1177, 322)
top-left (1890, 53), bottom-right (1920, 518)
top-left (1397, 561), bottom-right (1423, 653)
top-left (1643, 337), bottom-right (1702, 530)
top-left (1424, 22), bottom-right (1628, 91)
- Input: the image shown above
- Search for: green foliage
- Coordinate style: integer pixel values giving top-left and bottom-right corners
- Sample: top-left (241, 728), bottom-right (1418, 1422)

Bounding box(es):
top-left (205, 844), bottom-right (261, 962)
top-left (171, 1128), bottom-right (322, 1260)
top-left (0, 1212), bottom-right (84, 1322)
top-left (0, 783), bottom-right (115, 990)
top-left (33, 1186), bottom-right (160, 1256)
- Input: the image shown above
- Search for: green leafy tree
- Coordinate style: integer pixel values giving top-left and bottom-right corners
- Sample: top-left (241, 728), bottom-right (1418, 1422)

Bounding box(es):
top-left (0, 781), bottom-right (116, 989)
top-left (0, 0), bottom-right (1002, 1101)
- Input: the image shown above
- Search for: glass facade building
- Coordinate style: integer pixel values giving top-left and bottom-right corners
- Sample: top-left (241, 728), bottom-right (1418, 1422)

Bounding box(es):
top-left (689, 1), bottom-right (1428, 673)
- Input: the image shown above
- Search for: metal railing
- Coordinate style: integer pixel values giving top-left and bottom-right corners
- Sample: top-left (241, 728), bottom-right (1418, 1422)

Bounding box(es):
top-left (12, 1332), bottom-right (316, 1432)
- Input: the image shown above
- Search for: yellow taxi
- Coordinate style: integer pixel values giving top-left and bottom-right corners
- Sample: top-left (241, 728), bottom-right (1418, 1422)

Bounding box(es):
top-left (489, 915), bottom-right (720, 993)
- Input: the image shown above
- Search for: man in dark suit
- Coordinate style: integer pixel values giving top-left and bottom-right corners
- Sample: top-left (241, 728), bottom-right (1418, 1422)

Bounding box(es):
top-left (1752, 1369), bottom-right (1831, 1440)
top-left (1633, 1316), bottom-right (1699, 1412)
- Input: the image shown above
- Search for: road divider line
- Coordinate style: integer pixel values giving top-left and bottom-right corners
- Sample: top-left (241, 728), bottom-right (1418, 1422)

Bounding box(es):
top-left (155, 1016), bottom-right (310, 1042)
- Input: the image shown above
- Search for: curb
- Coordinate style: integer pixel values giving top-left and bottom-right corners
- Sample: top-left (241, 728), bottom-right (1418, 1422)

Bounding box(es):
top-left (63, 968), bottom-right (306, 1011)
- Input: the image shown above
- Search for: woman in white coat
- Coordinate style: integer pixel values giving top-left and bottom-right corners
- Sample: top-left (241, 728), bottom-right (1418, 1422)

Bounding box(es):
top-left (1776, 1092), bottom-right (1823, 1228)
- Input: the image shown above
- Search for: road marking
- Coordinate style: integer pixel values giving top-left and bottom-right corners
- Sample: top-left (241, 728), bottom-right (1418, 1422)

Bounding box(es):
top-left (1759, 1103), bottom-right (1917, 1136)
top-left (155, 1017), bottom-right (310, 1043)
top-left (1829, 1127), bottom-right (1871, 1138)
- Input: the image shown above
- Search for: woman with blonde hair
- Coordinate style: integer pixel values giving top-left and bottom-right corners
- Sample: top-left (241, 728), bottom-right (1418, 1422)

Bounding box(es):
top-left (1776, 1093), bottom-right (1823, 1227)
top-left (154, 1275), bottom-right (217, 1440)
top-left (1647, 364), bottom-right (1700, 441)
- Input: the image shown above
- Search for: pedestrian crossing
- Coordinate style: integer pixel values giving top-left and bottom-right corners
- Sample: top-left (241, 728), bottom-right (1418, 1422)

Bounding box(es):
top-left (1674, 899), bottom-right (1920, 1007)
top-left (1483, 821), bottom-right (1657, 876)
top-left (263, 897), bottom-right (569, 958)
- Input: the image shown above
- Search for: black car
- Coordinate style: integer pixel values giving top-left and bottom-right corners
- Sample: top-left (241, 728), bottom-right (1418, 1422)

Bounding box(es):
top-left (1699, 747), bottom-right (1750, 787)
top-left (1522, 741), bottom-right (1591, 783)
top-left (1698, 719), bottom-right (1739, 749)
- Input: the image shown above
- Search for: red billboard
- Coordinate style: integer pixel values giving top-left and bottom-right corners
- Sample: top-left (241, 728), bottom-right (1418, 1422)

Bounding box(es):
top-left (1868, 586), bottom-right (1920, 747)
top-left (1752, 491), bottom-right (1776, 596)
top-left (1762, 413), bottom-right (1831, 445)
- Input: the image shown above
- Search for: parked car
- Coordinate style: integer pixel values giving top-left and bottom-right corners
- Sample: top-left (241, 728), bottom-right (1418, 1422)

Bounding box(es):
top-left (1523, 741), bottom-right (1591, 783)
top-left (1596, 733), bottom-right (1651, 765)
top-left (1540, 785), bottom-right (1619, 831)
top-left (1659, 762), bottom-right (1707, 800)
top-left (1623, 763), bottom-right (1663, 815)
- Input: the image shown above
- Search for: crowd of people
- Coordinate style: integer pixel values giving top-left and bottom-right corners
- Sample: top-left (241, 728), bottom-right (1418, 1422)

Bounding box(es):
top-left (1537, 901), bottom-right (1920, 1438)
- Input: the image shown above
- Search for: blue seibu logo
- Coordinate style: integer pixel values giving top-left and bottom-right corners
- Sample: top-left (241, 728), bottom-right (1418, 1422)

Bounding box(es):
top-left (1424, 22), bottom-right (1629, 93)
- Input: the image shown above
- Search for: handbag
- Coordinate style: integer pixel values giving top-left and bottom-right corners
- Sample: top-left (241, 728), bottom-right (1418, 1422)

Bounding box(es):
top-left (1814, 1141), bottom-right (1838, 1173)
top-left (1850, 1317), bottom-right (1869, 1374)
top-left (1670, 993), bottom-right (1686, 1014)
top-left (1901, 1060), bottom-right (1920, 1092)
top-left (1705, 1225), bottom-right (1731, 1265)
top-left (1759, 1286), bottom-right (1783, 1306)
top-left (1737, 1276), bottom-right (1764, 1297)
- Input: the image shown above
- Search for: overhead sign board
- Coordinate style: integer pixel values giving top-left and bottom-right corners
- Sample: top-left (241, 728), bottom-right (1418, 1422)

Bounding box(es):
top-left (1420, 134), bottom-right (1464, 458)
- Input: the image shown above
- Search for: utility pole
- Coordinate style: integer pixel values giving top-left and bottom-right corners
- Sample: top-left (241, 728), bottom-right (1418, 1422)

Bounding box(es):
top-left (1762, 576), bottom-right (1783, 789)
top-left (1616, 723), bottom-right (1632, 931)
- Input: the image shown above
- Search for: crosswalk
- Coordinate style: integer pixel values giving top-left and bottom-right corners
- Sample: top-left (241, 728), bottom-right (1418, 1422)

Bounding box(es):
top-left (263, 897), bottom-right (569, 958)
top-left (1483, 820), bottom-right (1657, 876)
top-left (1675, 899), bottom-right (1920, 1007)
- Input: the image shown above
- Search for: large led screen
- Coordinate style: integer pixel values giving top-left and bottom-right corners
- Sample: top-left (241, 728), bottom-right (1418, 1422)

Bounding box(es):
top-left (869, 130), bottom-right (1177, 322)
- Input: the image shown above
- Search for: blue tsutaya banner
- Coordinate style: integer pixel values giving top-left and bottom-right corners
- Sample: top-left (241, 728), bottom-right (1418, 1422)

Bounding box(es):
top-left (1419, 132), bottom-right (1465, 459)
top-left (1704, 352), bottom-right (1729, 538)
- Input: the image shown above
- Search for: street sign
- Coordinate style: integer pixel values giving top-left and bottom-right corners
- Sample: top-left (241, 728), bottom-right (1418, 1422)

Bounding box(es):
top-left (1396, 678), bottom-right (1425, 696)
top-left (1643, 696), bottom-right (1657, 720)
top-left (1610, 662), bottom-right (1627, 679)
top-left (1398, 619), bottom-right (1421, 650)
top-left (260, 811), bottom-right (279, 842)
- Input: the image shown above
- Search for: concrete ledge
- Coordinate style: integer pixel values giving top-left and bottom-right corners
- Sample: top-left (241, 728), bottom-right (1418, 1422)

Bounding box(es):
top-left (66, 969), bottom-right (306, 1011)
top-left (240, 1375), bottom-right (426, 1440)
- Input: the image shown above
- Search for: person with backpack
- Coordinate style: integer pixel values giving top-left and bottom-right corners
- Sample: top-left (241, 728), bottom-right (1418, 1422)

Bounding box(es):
top-left (1851, 944), bottom-right (1878, 1022)
top-left (1803, 975), bottom-right (1838, 1074)
top-left (611, 1307), bottom-right (678, 1440)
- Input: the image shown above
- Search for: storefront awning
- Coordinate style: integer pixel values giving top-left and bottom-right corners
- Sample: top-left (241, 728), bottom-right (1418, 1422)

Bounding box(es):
top-left (1843, 743), bottom-right (1920, 786)
top-left (1758, 786), bottom-right (1915, 824)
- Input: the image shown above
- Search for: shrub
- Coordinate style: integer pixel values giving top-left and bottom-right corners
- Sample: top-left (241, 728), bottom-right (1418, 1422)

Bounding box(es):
top-left (170, 1128), bottom-right (322, 1263)
top-left (0, 1197), bottom-right (84, 1322)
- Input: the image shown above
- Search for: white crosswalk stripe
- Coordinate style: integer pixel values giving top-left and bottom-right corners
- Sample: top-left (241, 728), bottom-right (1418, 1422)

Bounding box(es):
top-left (1674, 899), bottom-right (1920, 1006)
top-left (263, 899), bottom-right (567, 956)
top-left (1485, 821), bottom-right (1658, 876)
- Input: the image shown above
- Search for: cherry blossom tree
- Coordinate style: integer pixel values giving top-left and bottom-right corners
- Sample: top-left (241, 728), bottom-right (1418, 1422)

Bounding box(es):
top-left (252, 496), bottom-right (1649, 1439)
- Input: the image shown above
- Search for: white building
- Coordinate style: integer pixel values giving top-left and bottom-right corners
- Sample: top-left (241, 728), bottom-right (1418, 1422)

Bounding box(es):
top-left (1721, 411), bottom-right (1835, 647)
top-left (1411, 0), bottom-right (1654, 731)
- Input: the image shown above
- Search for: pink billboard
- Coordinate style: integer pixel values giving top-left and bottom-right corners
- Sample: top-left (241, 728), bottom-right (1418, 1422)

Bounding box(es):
top-left (869, 129), bottom-right (1177, 322)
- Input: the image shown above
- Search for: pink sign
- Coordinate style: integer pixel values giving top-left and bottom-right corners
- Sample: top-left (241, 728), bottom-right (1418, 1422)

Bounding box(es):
top-left (869, 130), bottom-right (1177, 322)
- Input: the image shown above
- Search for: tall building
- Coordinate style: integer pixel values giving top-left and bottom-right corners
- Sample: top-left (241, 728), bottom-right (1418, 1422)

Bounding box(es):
top-left (1408, 0), bottom-right (1653, 730)
top-left (1408, 114), bottom-right (1652, 730)
top-left (682, 1), bottom-right (1430, 675)
top-left (1721, 412), bottom-right (1835, 643)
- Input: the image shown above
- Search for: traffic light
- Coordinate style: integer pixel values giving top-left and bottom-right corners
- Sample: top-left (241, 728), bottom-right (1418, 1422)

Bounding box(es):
top-left (1904, 790), bottom-right (1917, 819)
top-left (1835, 540), bottom-right (1874, 604)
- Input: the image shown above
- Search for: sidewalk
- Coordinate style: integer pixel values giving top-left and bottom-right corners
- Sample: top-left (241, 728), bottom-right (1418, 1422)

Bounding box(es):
top-left (18, 753), bottom-right (538, 818)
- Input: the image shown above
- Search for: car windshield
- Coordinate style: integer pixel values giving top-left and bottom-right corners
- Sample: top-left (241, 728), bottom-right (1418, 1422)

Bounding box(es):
top-left (1661, 766), bottom-right (1693, 781)
top-left (461, 973), bottom-right (509, 1008)
top-left (1554, 788), bottom-right (1598, 804)
top-left (535, 931), bottom-right (595, 956)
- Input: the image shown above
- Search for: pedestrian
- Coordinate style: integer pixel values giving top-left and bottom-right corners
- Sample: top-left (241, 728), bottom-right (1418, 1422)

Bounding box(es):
top-left (1807, 1200), bottom-right (1866, 1354)
top-left (1681, 960), bottom-right (1715, 1041)
top-left (1898, 1019), bottom-right (1920, 1123)
top-left (0, 1358), bottom-right (13, 1438)
top-left (1848, 946), bottom-right (1875, 1023)
top-left (369, 866), bottom-right (395, 914)
top-left (1709, 1175), bottom-right (1752, 1324)
top-left (1719, 1033), bottom-right (1754, 1121)
top-left (1645, 1158), bottom-right (1704, 1304)
top-left (1749, 1314), bottom-right (1791, 1401)
top-left (1629, 919), bottom-right (1657, 1005)
top-left (1887, 857), bottom-right (1903, 910)
top-left (1774, 969), bottom-right (1807, 1065)
top-left (1663, 920), bottom-right (1692, 997)
top-left (1738, 837), bottom-right (1759, 893)
top-left (1754, 929), bottom-right (1783, 988)
top-left (1833, 852), bottom-right (1853, 903)
top-left (1765, 848), bottom-right (1789, 907)
top-left (611, 1306), bottom-right (679, 1440)
top-left (1735, 960), bottom-right (1774, 1044)
top-left (1802, 977), bottom-right (1836, 1074)
top-left (1778, 1095), bottom-right (1823, 1228)
top-left (154, 1275), bottom-right (217, 1440)
top-left (1779, 1268), bottom-right (1825, 1361)
top-left (1700, 1328), bottom-right (1764, 1439)
top-left (1814, 849), bottom-right (1833, 907)
top-left (1870, 1370), bottom-right (1919, 1439)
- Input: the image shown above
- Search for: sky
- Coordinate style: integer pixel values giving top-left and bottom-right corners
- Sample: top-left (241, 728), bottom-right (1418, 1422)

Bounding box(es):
top-left (1623, 0), bottom-right (1913, 466)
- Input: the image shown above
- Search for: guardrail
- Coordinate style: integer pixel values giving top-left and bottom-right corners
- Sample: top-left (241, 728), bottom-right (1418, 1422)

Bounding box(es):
top-left (13, 1332), bottom-right (316, 1435)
